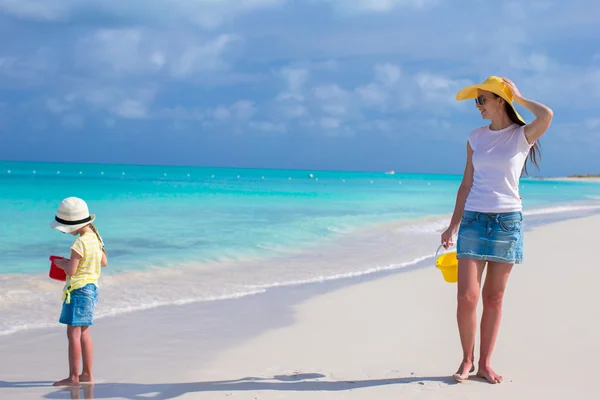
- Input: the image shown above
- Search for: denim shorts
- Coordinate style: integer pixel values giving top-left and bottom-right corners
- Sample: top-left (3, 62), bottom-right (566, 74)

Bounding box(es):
top-left (59, 284), bottom-right (98, 326)
top-left (456, 211), bottom-right (524, 264)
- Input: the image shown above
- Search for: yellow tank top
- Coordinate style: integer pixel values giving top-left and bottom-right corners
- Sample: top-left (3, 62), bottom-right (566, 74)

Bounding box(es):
top-left (62, 232), bottom-right (103, 303)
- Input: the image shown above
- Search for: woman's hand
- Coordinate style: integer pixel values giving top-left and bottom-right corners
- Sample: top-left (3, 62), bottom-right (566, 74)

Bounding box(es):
top-left (502, 77), bottom-right (524, 101)
top-left (441, 225), bottom-right (458, 249)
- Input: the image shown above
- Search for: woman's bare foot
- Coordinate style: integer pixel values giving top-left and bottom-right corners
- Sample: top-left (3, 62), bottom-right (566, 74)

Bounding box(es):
top-left (79, 373), bottom-right (94, 384)
top-left (476, 365), bottom-right (503, 384)
top-left (452, 360), bottom-right (475, 382)
top-left (53, 377), bottom-right (80, 386)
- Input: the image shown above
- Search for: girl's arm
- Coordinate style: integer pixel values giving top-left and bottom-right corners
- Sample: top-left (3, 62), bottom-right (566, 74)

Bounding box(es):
top-left (64, 250), bottom-right (82, 277)
top-left (101, 249), bottom-right (108, 267)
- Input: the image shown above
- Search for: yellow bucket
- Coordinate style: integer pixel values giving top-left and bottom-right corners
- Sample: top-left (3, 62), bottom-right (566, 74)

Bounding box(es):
top-left (435, 244), bottom-right (458, 283)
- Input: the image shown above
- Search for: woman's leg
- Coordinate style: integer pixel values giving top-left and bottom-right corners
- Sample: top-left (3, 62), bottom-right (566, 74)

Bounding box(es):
top-left (478, 261), bottom-right (513, 384)
top-left (454, 257), bottom-right (486, 381)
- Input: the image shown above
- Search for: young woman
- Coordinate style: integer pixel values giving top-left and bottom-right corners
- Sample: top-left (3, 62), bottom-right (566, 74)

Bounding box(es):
top-left (441, 76), bottom-right (553, 384)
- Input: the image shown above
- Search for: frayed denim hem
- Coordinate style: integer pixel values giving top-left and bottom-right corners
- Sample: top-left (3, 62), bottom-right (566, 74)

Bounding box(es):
top-left (457, 252), bottom-right (522, 265)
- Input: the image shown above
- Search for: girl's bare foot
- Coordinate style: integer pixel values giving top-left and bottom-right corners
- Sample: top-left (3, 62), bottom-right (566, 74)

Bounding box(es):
top-left (79, 373), bottom-right (94, 384)
top-left (53, 377), bottom-right (80, 386)
top-left (452, 360), bottom-right (475, 382)
top-left (476, 365), bottom-right (503, 384)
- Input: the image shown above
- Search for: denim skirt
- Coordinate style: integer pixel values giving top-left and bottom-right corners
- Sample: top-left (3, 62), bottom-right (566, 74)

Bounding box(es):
top-left (59, 283), bottom-right (98, 326)
top-left (456, 210), bottom-right (524, 264)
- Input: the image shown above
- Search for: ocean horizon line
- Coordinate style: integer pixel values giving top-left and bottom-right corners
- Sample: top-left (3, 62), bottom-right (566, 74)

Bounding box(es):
top-left (1, 159), bottom-right (588, 180)
top-left (0, 159), bottom-right (467, 177)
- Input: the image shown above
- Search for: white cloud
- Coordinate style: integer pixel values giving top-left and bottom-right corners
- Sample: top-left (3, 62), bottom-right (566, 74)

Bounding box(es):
top-left (77, 29), bottom-right (239, 78)
top-left (2, 0), bottom-right (600, 159)
top-left (310, 60), bottom-right (339, 70)
top-left (46, 98), bottom-right (71, 114)
top-left (320, 117), bottom-right (341, 129)
top-left (415, 73), bottom-right (472, 106)
top-left (1, 0), bottom-right (287, 29)
top-left (313, 84), bottom-right (347, 101)
top-left (159, 106), bottom-right (204, 121)
top-left (62, 85), bottom-right (157, 119)
top-left (511, 64), bottom-right (600, 110)
top-left (77, 29), bottom-right (150, 75)
top-left (171, 34), bottom-right (240, 77)
top-left (281, 104), bottom-right (308, 118)
top-left (315, 0), bottom-right (435, 15)
top-left (277, 67), bottom-right (309, 101)
top-left (502, 2), bottom-right (527, 21)
top-left (206, 100), bottom-right (256, 121)
top-left (313, 84), bottom-right (351, 118)
top-left (230, 100), bottom-right (256, 119)
top-left (355, 83), bottom-right (388, 106)
top-left (1, 0), bottom-right (71, 21)
top-left (374, 63), bottom-right (401, 85)
top-left (112, 100), bottom-right (148, 119)
top-left (358, 119), bottom-right (395, 133)
top-left (508, 52), bottom-right (556, 72)
top-left (61, 114), bottom-right (84, 129)
top-left (0, 50), bottom-right (57, 88)
top-left (249, 121), bottom-right (287, 133)
top-left (355, 63), bottom-right (401, 109)
top-left (268, 62), bottom-right (471, 134)
top-left (150, 52), bottom-right (166, 68)
top-left (586, 118), bottom-right (600, 129)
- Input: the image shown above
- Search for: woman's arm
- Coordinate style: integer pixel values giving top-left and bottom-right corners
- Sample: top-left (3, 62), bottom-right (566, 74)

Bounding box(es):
top-left (441, 141), bottom-right (474, 249)
top-left (503, 77), bottom-right (554, 144)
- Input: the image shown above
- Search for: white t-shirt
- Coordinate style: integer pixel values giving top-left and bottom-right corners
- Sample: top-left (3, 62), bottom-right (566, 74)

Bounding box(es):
top-left (464, 123), bottom-right (533, 213)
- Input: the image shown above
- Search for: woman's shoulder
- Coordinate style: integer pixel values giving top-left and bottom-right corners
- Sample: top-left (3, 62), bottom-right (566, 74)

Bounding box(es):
top-left (468, 125), bottom-right (488, 139)
top-left (471, 125), bottom-right (490, 133)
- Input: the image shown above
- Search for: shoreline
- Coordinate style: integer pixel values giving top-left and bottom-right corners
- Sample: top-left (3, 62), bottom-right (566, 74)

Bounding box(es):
top-left (1, 200), bottom-right (600, 338)
top-left (1, 214), bottom-right (599, 399)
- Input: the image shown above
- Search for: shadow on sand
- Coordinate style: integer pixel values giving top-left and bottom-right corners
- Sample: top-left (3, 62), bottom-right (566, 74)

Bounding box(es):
top-left (1, 372), bottom-right (461, 399)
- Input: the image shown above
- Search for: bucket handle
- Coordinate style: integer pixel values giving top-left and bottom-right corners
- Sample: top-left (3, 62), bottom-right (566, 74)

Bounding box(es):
top-left (434, 243), bottom-right (450, 262)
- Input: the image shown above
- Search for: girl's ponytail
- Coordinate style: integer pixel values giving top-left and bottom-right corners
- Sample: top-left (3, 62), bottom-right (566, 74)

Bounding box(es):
top-left (89, 223), bottom-right (106, 254)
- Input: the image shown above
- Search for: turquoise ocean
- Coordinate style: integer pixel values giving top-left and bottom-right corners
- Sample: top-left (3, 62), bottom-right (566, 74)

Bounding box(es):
top-left (2, 160), bottom-right (600, 335)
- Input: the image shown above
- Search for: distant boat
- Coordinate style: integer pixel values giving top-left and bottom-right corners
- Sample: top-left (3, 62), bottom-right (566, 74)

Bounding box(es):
top-left (385, 170), bottom-right (395, 175)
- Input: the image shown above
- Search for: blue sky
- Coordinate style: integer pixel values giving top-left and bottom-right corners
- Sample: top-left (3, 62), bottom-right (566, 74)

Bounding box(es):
top-left (1, 0), bottom-right (599, 176)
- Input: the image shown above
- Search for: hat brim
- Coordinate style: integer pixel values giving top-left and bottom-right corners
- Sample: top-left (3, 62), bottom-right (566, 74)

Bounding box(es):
top-left (456, 83), bottom-right (526, 125)
top-left (51, 214), bottom-right (95, 233)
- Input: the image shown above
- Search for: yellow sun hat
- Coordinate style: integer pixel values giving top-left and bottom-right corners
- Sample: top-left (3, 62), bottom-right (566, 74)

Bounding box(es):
top-left (456, 76), bottom-right (526, 125)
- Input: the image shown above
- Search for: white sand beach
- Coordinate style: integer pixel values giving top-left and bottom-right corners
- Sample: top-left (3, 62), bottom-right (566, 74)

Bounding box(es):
top-left (1, 215), bottom-right (599, 399)
top-left (540, 176), bottom-right (600, 183)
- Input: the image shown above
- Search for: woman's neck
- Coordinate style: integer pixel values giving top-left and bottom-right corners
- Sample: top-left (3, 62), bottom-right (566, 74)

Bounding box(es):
top-left (489, 114), bottom-right (513, 131)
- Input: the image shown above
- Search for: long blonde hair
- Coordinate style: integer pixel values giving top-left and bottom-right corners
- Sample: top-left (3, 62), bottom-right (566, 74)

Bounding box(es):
top-left (88, 223), bottom-right (106, 254)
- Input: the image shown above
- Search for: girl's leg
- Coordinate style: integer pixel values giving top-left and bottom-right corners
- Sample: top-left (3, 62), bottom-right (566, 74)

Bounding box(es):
top-left (454, 257), bottom-right (486, 382)
top-left (477, 261), bottom-right (513, 384)
top-left (80, 326), bottom-right (94, 382)
top-left (53, 326), bottom-right (82, 386)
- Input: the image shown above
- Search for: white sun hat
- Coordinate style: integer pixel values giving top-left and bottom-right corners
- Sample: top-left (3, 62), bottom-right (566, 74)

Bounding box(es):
top-left (50, 197), bottom-right (96, 233)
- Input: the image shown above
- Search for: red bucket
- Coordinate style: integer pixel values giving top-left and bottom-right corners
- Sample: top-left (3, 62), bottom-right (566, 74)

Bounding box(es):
top-left (49, 256), bottom-right (67, 281)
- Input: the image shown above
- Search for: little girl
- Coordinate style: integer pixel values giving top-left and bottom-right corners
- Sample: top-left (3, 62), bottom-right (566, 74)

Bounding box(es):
top-left (50, 197), bottom-right (108, 386)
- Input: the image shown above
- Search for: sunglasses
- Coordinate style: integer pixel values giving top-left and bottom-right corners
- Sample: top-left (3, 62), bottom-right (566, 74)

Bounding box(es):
top-left (474, 96), bottom-right (487, 105)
